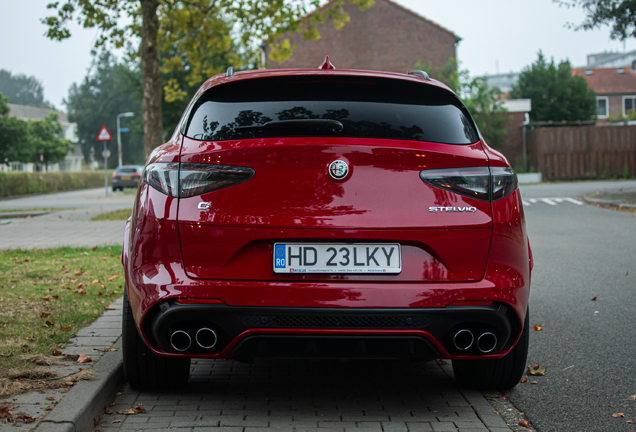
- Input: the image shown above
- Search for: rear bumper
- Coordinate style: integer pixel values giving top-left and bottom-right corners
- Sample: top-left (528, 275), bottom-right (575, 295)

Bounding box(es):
top-left (141, 302), bottom-right (520, 361)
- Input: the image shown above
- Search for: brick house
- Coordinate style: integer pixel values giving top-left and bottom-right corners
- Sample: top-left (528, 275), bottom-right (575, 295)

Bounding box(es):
top-left (572, 66), bottom-right (636, 120)
top-left (267, 0), bottom-right (461, 73)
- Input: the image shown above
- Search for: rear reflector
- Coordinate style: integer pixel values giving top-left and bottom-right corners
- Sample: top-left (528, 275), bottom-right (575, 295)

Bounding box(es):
top-left (142, 163), bottom-right (254, 198)
top-left (420, 167), bottom-right (517, 202)
top-left (176, 298), bottom-right (225, 304)
top-left (448, 300), bottom-right (493, 307)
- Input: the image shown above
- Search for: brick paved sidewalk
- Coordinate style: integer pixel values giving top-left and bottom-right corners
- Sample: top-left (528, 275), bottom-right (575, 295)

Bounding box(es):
top-left (97, 358), bottom-right (510, 432)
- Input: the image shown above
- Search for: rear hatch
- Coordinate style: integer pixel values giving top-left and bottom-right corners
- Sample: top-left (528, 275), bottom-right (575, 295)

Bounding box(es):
top-left (176, 75), bottom-right (492, 282)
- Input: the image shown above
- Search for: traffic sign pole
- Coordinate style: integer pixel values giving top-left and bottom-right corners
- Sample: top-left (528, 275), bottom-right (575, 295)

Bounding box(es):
top-left (103, 141), bottom-right (108, 197)
top-left (96, 125), bottom-right (113, 197)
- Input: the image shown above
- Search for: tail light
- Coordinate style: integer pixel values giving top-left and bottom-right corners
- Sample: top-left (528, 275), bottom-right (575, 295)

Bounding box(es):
top-left (142, 163), bottom-right (254, 198)
top-left (420, 167), bottom-right (517, 202)
top-left (133, 173), bottom-right (141, 178)
top-left (112, 173), bottom-right (118, 179)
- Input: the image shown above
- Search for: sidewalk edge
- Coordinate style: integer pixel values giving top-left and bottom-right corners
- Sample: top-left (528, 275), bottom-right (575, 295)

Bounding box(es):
top-left (35, 339), bottom-right (124, 432)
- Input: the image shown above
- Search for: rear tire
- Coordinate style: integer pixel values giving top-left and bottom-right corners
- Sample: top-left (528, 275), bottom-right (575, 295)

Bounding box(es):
top-left (452, 308), bottom-right (529, 390)
top-left (122, 288), bottom-right (190, 389)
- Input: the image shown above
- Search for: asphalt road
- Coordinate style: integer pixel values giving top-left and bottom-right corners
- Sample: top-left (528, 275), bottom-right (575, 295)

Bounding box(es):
top-left (0, 187), bottom-right (134, 211)
top-left (510, 181), bottom-right (636, 431)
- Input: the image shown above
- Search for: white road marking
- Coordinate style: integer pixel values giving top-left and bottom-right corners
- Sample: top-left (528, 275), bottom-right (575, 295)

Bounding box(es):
top-left (564, 197), bottom-right (584, 205)
top-left (521, 197), bottom-right (586, 207)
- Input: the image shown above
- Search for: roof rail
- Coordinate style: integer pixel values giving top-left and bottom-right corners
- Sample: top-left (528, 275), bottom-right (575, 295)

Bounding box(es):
top-left (408, 70), bottom-right (431, 81)
top-left (226, 66), bottom-right (234, 78)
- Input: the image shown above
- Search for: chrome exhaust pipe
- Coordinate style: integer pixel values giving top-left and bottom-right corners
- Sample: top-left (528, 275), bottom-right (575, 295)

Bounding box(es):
top-left (170, 330), bottom-right (191, 352)
top-left (453, 329), bottom-right (474, 351)
top-left (195, 328), bottom-right (218, 349)
top-left (477, 332), bottom-right (497, 353)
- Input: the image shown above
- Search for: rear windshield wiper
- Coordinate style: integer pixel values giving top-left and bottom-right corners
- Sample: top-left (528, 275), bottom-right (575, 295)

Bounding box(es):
top-left (235, 119), bottom-right (343, 133)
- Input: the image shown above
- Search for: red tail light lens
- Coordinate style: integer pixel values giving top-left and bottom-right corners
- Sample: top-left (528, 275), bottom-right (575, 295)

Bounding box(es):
top-left (142, 163), bottom-right (254, 198)
top-left (133, 173), bottom-right (141, 178)
top-left (420, 167), bottom-right (517, 202)
top-left (112, 173), bottom-right (118, 179)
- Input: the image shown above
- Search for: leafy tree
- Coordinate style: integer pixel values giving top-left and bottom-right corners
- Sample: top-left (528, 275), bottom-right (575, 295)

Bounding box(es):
top-left (0, 93), bottom-right (32, 164)
top-left (0, 70), bottom-right (54, 109)
top-left (1, 93), bottom-right (71, 165)
top-left (27, 114), bottom-right (72, 165)
top-left (462, 78), bottom-right (509, 150)
top-left (555, 0), bottom-right (636, 40)
top-left (66, 52), bottom-right (144, 168)
top-left (43, 0), bottom-right (374, 157)
top-left (510, 51), bottom-right (596, 122)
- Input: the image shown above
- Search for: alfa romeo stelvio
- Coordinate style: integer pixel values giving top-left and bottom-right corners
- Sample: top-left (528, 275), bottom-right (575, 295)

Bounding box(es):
top-left (121, 58), bottom-right (532, 390)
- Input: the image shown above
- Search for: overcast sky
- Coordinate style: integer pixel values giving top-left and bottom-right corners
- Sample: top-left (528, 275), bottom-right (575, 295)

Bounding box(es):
top-left (1, 0), bottom-right (635, 110)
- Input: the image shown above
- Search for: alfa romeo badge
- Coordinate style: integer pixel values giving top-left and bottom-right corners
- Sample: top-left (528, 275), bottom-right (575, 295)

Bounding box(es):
top-left (328, 160), bottom-right (349, 180)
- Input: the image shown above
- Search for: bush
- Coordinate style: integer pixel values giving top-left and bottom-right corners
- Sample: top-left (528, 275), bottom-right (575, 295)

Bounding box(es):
top-left (0, 170), bottom-right (114, 198)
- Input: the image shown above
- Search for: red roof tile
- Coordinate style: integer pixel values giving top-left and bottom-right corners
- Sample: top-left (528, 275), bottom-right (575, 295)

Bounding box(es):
top-left (573, 67), bottom-right (636, 94)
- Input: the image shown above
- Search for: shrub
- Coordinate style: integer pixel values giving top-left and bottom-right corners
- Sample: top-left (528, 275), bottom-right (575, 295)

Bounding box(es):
top-left (0, 170), bottom-right (114, 198)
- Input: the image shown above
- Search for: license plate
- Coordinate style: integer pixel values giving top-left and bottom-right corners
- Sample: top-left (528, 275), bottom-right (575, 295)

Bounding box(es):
top-left (273, 243), bottom-right (401, 274)
top-left (122, 176), bottom-right (131, 180)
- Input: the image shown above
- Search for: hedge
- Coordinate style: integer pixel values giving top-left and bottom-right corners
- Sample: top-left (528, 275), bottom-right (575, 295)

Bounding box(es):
top-left (0, 170), bottom-right (115, 198)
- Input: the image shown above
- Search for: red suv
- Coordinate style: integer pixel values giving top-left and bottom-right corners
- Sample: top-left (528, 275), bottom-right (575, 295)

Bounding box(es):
top-left (122, 62), bottom-right (532, 391)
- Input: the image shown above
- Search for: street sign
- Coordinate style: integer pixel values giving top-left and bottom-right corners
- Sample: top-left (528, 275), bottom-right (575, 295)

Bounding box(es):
top-left (97, 125), bottom-right (113, 141)
top-left (102, 149), bottom-right (111, 158)
top-left (119, 127), bottom-right (130, 133)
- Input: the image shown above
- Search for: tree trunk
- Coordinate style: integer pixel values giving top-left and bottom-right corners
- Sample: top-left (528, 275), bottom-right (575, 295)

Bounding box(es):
top-left (140, 0), bottom-right (163, 158)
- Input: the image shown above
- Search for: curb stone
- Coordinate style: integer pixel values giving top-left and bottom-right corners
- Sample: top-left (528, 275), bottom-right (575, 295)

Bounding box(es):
top-left (581, 196), bottom-right (636, 209)
top-left (34, 340), bottom-right (124, 432)
top-left (18, 298), bottom-right (125, 432)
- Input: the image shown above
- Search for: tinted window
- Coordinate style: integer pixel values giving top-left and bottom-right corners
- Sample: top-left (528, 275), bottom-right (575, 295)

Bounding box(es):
top-left (185, 76), bottom-right (479, 144)
top-left (116, 168), bottom-right (137, 174)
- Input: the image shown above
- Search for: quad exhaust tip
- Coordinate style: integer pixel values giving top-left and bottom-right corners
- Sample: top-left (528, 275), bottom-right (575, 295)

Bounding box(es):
top-left (477, 332), bottom-right (497, 353)
top-left (170, 330), bottom-right (192, 352)
top-left (453, 329), bottom-right (474, 351)
top-left (196, 328), bottom-right (218, 349)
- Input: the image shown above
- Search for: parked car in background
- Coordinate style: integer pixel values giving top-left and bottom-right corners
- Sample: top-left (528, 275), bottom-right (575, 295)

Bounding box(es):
top-left (121, 60), bottom-right (532, 391)
top-left (112, 166), bottom-right (143, 191)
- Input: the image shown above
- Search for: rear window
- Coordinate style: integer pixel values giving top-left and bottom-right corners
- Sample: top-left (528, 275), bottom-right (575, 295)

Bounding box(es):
top-left (116, 168), bottom-right (137, 174)
top-left (185, 76), bottom-right (479, 144)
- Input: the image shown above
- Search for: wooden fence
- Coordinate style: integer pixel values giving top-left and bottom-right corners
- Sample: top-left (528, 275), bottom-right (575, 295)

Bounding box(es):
top-left (527, 125), bottom-right (636, 180)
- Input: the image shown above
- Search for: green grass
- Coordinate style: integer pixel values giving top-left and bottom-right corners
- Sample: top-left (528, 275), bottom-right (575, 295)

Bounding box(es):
top-left (0, 246), bottom-right (123, 380)
top-left (90, 208), bottom-right (132, 221)
top-left (0, 208), bottom-right (77, 213)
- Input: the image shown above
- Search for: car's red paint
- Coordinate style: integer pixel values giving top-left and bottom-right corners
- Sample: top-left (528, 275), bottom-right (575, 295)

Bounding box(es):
top-left (122, 67), bottom-right (531, 364)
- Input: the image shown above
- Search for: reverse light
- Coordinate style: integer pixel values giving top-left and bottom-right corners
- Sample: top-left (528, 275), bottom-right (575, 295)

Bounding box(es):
top-left (420, 167), bottom-right (517, 202)
top-left (142, 163), bottom-right (254, 198)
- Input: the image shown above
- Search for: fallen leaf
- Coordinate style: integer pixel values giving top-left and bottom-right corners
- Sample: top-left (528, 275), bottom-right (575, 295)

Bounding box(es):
top-left (627, 420), bottom-right (634, 424)
top-left (519, 420), bottom-right (531, 428)
top-left (629, 395), bottom-right (636, 400)
top-left (77, 353), bottom-right (92, 363)
top-left (105, 408), bottom-right (113, 414)
top-left (520, 377), bottom-right (528, 383)
top-left (112, 419), bottom-right (121, 423)
top-left (134, 406), bottom-right (146, 413)
top-left (533, 324), bottom-right (544, 331)
top-left (16, 414), bottom-right (36, 423)
top-left (626, 272), bottom-right (629, 276)
top-left (527, 364), bottom-right (547, 376)
top-left (98, 292), bottom-right (103, 296)
top-left (52, 349), bottom-right (62, 356)
top-left (60, 325), bottom-right (71, 331)
top-left (613, 413), bottom-right (625, 418)
top-left (101, 257), bottom-right (107, 260)
top-left (45, 406), bottom-right (53, 411)
top-left (41, 296), bottom-right (50, 300)
top-left (49, 333), bottom-right (56, 338)
top-left (60, 382), bottom-right (74, 387)
top-left (40, 312), bottom-right (51, 318)
top-left (53, 294), bottom-right (59, 299)
top-left (46, 397), bottom-right (55, 401)
top-left (105, 306), bottom-right (116, 310)
top-left (0, 406), bottom-right (11, 418)
top-left (439, 359), bottom-right (447, 365)
top-left (92, 279), bottom-right (99, 284)
top-left (107, 274), bottom-right (119, 281)
top-left (591, 296), bottom-right (597, 301)
top-left (531, 381), bottom-right (538, 384)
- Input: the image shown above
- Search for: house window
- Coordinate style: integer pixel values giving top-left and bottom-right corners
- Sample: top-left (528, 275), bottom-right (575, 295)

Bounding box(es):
top-left (624, 96), bottom-right (636, 117)
top-left (597, 97), bottom-right (608, 118)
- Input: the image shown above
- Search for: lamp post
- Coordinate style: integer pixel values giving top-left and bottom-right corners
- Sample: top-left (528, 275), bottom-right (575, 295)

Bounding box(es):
top-left (116, 112), bottom-right (135, 167)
